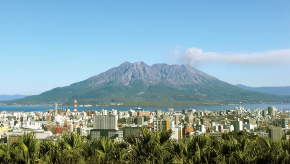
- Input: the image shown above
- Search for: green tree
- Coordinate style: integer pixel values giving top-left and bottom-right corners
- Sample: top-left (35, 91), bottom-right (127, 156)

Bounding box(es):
top-left (124, 128), bottom-right (172, 163)
top-left (9, 133), bottom-right (40, 164)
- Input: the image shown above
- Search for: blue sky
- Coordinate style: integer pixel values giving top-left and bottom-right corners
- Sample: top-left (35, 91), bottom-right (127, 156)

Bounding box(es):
top-left (1, 1), bottom-right (290, 95)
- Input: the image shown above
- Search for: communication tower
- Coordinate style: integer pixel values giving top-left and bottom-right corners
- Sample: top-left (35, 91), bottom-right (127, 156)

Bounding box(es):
top-left (74, 98), bottom-right (78, 113)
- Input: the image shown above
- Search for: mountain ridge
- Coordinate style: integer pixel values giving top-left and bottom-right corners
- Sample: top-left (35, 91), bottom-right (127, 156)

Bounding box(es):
top-left (2, 62), bottom-right (290, 106)
top-left (0, 95), bottom-right (28, 101)
top-left (86, 61), bottom-right (219, 88)
top-left (236, 84), bottom-right (290, 96)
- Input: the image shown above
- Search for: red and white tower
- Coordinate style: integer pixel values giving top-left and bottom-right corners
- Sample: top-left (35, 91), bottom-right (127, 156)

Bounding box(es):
top-left (74, 98), bottom-right (77, 113)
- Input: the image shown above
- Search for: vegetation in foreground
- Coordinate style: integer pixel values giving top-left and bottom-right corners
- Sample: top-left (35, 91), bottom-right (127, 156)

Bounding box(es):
top-left (1, 128), bottom-right (290, 164)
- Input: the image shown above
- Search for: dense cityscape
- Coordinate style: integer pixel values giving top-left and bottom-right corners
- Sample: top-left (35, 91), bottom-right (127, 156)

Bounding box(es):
top-left (1, 98), bottom-right (289, 145)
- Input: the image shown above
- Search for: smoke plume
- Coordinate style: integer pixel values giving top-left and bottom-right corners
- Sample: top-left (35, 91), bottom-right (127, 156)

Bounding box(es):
top-left (180, 47), bottom-right (290, 66)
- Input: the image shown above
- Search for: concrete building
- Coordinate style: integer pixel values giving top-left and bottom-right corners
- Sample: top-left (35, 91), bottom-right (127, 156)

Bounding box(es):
top-left (282, 118), bottom-right (289, 128)
top-left (230, 120), bottom-right (243, 132)
top-left (262, 110), bottom-right (267, 117)
top-left (224, 124), bottom-right (235, 131)
top-left (154, 109), bottom-right (163, 116)
top-left (256, 132), bottom-right (269, 138)
top-left (162, 119), bottom-right (171, 131)
top-left (134, 117), bottom-right (144, 125)
top-left (243, 124), bottom-right (257, 131)
top-left (161, 115), bottom-right (167, 120)
top-left (268, 106), bottom-right (275, 116)
top-left (77, 127), bottom-right (87, 136)
top-left (183, 125), bottom-right (194, 136)
top-left (153, 119), bottom-right (171, 132)
top-left (200, 118), bottom-right (211, 131)
top-left (7, 131), bottom-right (24, 147)
top-left (200, 125), bottom-right (206, 133)
top-left (93, 115), bottom-right (118, 130)
top-left (174, 115), bottom-right (182, 124)
top-left (269, 127), bottom-right (282, 141)
top-left (153, 120), bottom-right (162, 131)
top-left (128, 110), bottom-right (137, 117)
top-left (118, 111), bottom-right (124, 119)
top-left (127, 117), bottom-right (135, 124)
top-left (86, 110), bottom-right (96, 117)
top-left (182, 109), bottom-right (188, 115)
top-left (244, 118), bottom-right (256, 125)
top-left (101, 109), bottom-right (108, 116)
top-left (171, 125), bottom-right (183, 140)
top-left (185, 115), bottom-right (193, 124)
top-left (208, 132), bottom-right (223, 138)
top-left (34, 131), bottom-right (53, 141)
top-left (111, 109), bottom-right (117, 115)
top-left (168, 108), bottom-right (174, 114)
top-left (137, 111), bottom-right (150, 117)
top-left (90, 129), bottom-right (123, 140)
top-left (7, 130), bottom-right (52, 147)
top-left (123, 126), bottom-right (142, 137)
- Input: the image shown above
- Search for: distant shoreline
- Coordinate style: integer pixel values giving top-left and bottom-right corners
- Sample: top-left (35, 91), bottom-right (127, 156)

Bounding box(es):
top-left (1, 104), bottom-right (290, 113)
top-left (0, 102), bottom-right (287, 108)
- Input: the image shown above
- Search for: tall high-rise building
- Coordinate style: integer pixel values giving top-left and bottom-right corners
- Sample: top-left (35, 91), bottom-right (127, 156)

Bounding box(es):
top-left (93, 115), bottom-right (118, 130)
top-left (268, 106), bottom-right (275, 116)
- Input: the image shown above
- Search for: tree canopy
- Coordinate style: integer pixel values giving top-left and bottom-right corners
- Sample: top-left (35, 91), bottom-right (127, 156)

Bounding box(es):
top-left (1, 129), bottom-right (290, 164)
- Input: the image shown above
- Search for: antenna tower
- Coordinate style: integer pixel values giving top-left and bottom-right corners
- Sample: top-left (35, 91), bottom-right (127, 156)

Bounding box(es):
top-left (74, 98), bottom-right (77, 113)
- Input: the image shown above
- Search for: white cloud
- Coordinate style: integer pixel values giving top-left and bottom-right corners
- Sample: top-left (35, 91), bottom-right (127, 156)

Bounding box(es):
top-left (180, 47), bottom-right (290, 66)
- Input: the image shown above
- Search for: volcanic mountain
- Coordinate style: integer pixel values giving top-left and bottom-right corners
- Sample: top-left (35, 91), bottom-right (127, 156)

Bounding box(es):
top-left (5, 62), bottom-right (290, 106)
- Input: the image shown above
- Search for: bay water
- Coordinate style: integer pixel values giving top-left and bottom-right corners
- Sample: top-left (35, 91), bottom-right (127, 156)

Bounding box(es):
top-left (0, 104), bottom-right (290, 113)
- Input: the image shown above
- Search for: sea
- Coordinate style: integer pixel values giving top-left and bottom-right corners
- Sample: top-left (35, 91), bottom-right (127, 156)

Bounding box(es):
top-left (0, 104), bottom-right (290, 113)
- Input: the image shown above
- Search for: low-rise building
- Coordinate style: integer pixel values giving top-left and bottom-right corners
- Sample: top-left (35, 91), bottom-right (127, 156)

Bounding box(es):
top-left (90, 129), bottom-right (123, 140)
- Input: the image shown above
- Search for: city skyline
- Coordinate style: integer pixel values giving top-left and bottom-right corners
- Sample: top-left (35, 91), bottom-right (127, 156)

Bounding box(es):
top-left (1, 1), bottom-right (290, 95)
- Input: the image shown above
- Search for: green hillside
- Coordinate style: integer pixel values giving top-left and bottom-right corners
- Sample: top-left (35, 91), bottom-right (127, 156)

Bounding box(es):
top-left (2, 62), bottom-right (290, 106)
top-left (4, 80), bottom-right (290, 106)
